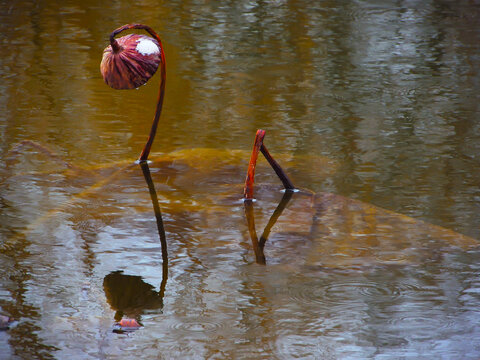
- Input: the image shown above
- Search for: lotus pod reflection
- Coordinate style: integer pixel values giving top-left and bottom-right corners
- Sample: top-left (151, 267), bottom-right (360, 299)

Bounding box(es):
top-left (100, 34), bottom-right (162, 90)
top-left (103, 271), bottom-right (164, 318)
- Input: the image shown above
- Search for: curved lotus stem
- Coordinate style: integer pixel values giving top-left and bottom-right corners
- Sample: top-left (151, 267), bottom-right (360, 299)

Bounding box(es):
top-left (107, 24), bottom-right (166, 162)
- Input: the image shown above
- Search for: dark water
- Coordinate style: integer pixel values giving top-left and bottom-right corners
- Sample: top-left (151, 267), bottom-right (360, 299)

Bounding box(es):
top-left (1, 0), bottom-right (480, 359)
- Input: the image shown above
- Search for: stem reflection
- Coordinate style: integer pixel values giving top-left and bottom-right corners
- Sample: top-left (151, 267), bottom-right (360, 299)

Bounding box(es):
top-left (103, 162), bottom-right (169, 333)
top-left (244, 190), bottom-right (294, 264)
top-left (139, 161), bottom-right (168, 297)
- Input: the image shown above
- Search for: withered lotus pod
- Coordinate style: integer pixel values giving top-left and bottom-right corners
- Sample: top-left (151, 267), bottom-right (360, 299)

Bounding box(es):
top-left (101, 34), bottom-right (162, 90)
top-left (101, 24), bottom-right (166, 162)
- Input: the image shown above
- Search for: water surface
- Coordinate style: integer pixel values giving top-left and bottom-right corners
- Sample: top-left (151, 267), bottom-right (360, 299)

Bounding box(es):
top-left (1, 1), bottom-right (480, 359)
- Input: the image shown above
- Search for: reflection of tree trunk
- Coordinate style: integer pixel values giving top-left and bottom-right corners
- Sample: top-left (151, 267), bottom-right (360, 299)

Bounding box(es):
top-left (244, 190), bottom-right (294, 265)
top-left (139, 162), bottom-right (168, 296)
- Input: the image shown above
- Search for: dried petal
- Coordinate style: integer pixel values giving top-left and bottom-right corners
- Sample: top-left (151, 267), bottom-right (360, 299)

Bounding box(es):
top-left (100, 34), bottom-right (162, 90)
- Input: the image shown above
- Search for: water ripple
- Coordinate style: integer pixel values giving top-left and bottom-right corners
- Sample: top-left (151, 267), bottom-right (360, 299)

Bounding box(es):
top-left (275, 334), bottom-right (336, 360)
top-left (287, 276), bottom-right (420, 308)
top-left (169, 317), bottom-right (225, 335)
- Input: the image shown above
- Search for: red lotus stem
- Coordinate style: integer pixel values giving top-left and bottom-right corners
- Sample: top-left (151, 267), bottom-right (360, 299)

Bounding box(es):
top-left (244, 129), bottom-right (266, 200)
top-left (108, 24), bottom-right (166, 163)
top-left (243, 129), bottom-right (295, 200)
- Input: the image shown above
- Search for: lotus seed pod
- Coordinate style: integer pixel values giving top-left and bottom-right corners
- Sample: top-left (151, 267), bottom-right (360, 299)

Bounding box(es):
top-left (100, 34), bottom-right (162, 90)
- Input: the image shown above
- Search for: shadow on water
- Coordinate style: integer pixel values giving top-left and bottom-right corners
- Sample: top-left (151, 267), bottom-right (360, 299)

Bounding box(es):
top-left (104, 162), bottom-right (168, 333)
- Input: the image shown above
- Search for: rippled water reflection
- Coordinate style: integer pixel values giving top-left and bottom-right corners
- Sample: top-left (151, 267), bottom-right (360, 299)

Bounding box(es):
top-left (1, 0), bottom-right (480, 359)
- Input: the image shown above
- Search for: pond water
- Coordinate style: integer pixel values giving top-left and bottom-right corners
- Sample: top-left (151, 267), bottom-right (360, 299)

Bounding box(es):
top-left (1, 0), bottom-right (480, 359)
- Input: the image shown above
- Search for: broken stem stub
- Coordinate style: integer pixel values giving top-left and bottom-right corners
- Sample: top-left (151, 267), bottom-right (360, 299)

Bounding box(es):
top-left (243, 129), bottom-right (295, 200)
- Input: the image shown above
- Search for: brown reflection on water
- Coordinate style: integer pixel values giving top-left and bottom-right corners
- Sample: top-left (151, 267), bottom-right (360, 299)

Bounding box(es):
top-left (1, 141), bottom-right (479, 358)
top-left (1, 0), bottom-right (478, 236)
top-left (1, 0), bottom-right (480, 358)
